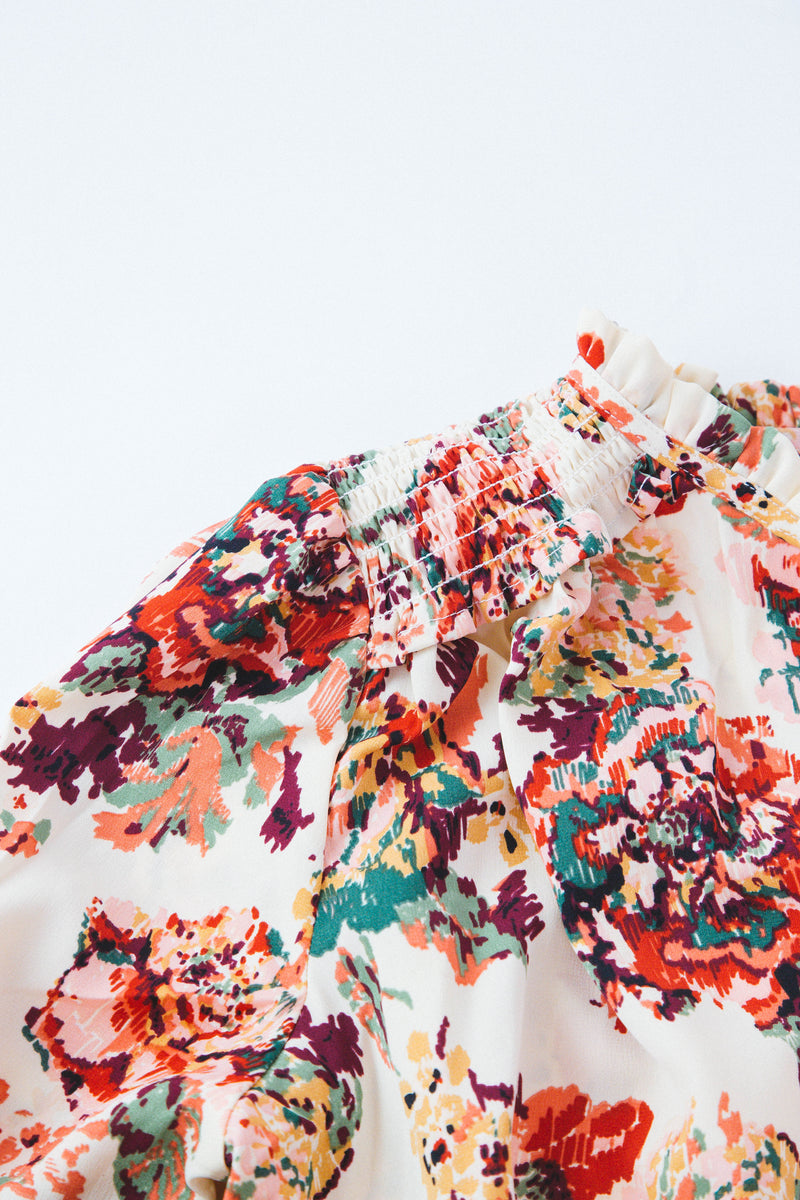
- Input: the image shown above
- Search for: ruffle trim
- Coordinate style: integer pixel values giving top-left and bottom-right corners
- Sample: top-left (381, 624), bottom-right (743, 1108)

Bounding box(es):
top-left (576, 309), bottom-right (800, 516)
top-left (332, 312), bottom-right (800, 667)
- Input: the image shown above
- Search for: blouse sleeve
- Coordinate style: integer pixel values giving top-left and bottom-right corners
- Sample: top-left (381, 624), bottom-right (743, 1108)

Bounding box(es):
top-left (0, 464), bottom-right (369, 1196)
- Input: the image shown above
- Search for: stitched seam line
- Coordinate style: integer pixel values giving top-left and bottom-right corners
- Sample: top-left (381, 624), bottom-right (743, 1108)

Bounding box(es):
top-left (334, 388), bottom-right (572, 504)
top-left (360, 430), bottom-right (635, 594)
top-left (371, 454), bottom-right (639, 620)
top-left (344, 409), bottom-right (603, 553)
top-left (577, 361), bottom-right (800, 545)
top-left (363, 421), bottom-right (623, 559)
top-left (334, 398), bottom-right (531, 501)
top-left (338, 404), bottom-right (599, 531)
top-left (363, 432), bottom-right (632, 594)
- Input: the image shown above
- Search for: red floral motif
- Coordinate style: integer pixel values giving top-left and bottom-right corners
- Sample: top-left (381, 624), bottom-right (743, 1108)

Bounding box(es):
top-left (523, 687), bottom-right (800, 1032)
top-left (136, 578), bottom-right (284, 693)
top-left (90, 467), bottom-right (367, 694)
top-left (133, 540), bottom-right (366, 692)
top-left (514, 1084), bottom-right (653, 1200)
top-left (24, 899), bottom-right (304, 1111)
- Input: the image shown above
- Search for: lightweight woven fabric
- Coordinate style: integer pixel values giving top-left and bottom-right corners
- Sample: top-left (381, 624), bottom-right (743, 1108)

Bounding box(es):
top-left (2, 311), bottom-right (800, 1198)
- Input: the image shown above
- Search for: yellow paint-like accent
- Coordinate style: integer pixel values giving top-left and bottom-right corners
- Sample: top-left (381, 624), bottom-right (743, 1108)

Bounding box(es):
top-left (407, 1031), bottom-right (431, 1063)
top-left (10, 684), bottom-right (62, 729)
top-left (447, 1044), bottom-right (469, 1086)
top-left (292, 887), bottom-right (314, 921)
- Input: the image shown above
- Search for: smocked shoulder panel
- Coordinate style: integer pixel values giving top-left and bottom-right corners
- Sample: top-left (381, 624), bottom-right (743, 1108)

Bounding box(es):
top-left (331, 311), bottom-right (800, 667)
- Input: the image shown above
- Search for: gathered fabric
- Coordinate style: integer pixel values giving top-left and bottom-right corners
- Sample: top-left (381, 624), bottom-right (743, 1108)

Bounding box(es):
top-left (2, 311), bottom-right (800, 1198)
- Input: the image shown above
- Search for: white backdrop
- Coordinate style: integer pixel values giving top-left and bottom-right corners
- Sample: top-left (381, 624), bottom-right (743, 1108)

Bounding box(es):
top-left (2, 1), bottom-right (799, 710)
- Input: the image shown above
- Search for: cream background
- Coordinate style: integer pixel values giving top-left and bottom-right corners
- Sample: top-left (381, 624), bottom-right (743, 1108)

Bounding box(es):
top-left (2, 0), bottom-right (799, 708)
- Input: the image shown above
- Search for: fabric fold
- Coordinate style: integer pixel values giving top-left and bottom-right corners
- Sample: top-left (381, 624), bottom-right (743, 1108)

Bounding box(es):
top-left (2, 311), bottom-right (800, 1198)
top-left (0, 467), bottom-right (370, 1196)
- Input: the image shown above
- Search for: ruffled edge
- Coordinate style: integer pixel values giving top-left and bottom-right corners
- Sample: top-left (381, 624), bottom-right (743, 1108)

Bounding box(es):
top-left (575, 309), bottom-right (800, 517)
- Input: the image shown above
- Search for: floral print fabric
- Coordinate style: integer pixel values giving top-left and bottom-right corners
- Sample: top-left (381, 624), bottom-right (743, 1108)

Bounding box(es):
top-left (2, 310), bottom-right (800, 1198)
